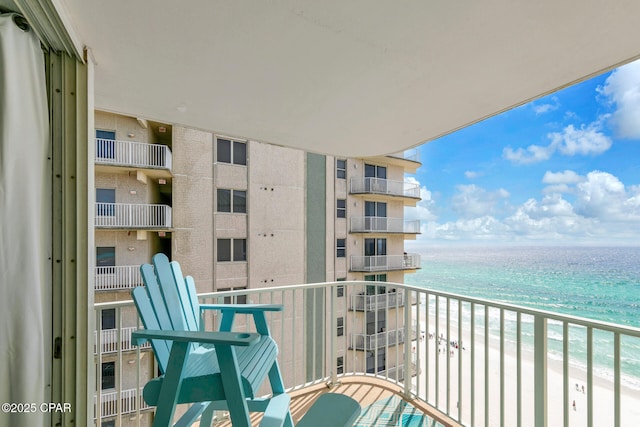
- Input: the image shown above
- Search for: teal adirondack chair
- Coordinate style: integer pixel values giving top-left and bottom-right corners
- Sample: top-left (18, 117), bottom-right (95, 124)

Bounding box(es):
top-left (131, 253), bottom-right (361, 427)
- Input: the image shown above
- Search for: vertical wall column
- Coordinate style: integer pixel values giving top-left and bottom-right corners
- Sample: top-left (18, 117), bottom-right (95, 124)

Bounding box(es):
top-left (49, 50), bottom-right (94, 427)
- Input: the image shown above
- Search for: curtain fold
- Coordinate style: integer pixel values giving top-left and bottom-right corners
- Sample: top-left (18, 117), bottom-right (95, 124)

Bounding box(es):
top-left (0, 12), bottom-right (50, 427)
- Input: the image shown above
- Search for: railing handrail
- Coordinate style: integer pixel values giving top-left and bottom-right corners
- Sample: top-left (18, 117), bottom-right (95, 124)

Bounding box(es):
top-left (95, 138), bottom-right (172, 170)
top-left (95, 202), bottom-right (171, 208)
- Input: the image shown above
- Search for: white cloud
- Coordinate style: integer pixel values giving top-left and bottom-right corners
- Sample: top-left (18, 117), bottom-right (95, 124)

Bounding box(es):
top-left (404, 177), bottom-right (438, 222)
top-left (450, 184), bottom-right (510, 219)
top-left (503, 123), bottom-right (611, 164)
top-left (598, 59), bottom-right (640, 140)
top-left (542, 170), bottom-right (584, 185)
top-left (464, 170), bottom-right (482, 179)
top-left (532, 96), bottom-right (560, 115)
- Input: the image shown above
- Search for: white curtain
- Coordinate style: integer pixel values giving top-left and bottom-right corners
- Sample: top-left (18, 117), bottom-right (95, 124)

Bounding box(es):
top-left (0, 13), bottom-right (50, 427)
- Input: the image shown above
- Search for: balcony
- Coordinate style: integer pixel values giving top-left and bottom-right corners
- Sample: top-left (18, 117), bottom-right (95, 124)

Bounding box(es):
top-left (94, 327), bottom-right (151, 354)
top-left (350, 177), bottom-right (420, 204)
top-left (94, 387), bottom-right (150, 419)
top-left (94, 281), bottom-right (640, 427)
top-left (95, 138), bottom-right (172, 174)
top-left (351, 329), bottom-right (406, 350)
top-left (350, 290), bottom-right (405, 311)
top-left (350, 253), bottom-right (421, 272)
top-left (95, 265), bottom-right (143, 291)
top-left (95, 203), bottom-right (172, 229)
top-left (350, 216), bottom-right (420, 235)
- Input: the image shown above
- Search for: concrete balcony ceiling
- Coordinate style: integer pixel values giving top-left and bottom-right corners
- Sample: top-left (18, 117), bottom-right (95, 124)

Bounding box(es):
top-left (53, 1), bottom-right (640, 156)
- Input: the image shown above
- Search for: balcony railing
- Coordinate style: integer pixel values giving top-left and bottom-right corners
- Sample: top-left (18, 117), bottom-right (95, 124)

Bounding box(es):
top-left (95, 265), bottom-right (143, 291)
top-left (95, 203), bottom-right (172, 228)
top-left (350, 217), bottom-right (420, 234)
top-left (350, 253), bottom-right (421, 271)
top-left (350, 177), bottom-right (420, 199)
top-left (350, 290), bottom-right (405, 311)
top-left (95, 138), bottom-right (172, 170)
top-left (94, 281), bottom-right (640, 427)
top-left (389, 148), bottom-right (420, 163)
top-left (94, 327), bottom-right (151, 354)
top-left (351, 329), bottom-right (405, 350)
top-left (94, 387), bottom-right (150, 419)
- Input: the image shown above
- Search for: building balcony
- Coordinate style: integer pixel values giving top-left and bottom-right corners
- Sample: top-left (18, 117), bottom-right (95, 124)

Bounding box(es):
top-left (94, 327), bottom-right (151, 354)
top-left (94, 387), bottom-right (151, 419)
top-left (95, 203), bottom-right (172, 229)
top-left (93, 281), bottom-right (640, 427)
top-left (350, 216), bottom-right (420, 235)
top-left (95, 265), bottom-right (143, 291)
top-left (350, 253), bottom-right (421, 272)
top-left (350, 177), bottom-right (420, 205)
top-left (95, 138), bottom-right (172, 177)
top-left (350, 290), bottom-right (405, 311)
top-left (350, 329), bottom-right (406, 350)
top-left (365, 148), bottom-right (422, 173)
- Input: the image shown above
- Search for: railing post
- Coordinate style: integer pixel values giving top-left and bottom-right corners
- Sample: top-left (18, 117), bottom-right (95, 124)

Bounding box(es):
top-left (534, 315), bottom-right (547, 427)
top-left (330, 283), bottom-right (338, 386)
top-left (403, 287), bottom-right (412, 398)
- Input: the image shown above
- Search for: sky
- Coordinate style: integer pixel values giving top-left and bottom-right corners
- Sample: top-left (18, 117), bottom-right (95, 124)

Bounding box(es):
top-left (405, 59), bottom-right (640, 249)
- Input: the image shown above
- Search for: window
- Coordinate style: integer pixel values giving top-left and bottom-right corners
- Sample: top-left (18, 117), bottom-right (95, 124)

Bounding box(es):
top-left (101, 308), bottom-right (116, 330)
top-left (336, 199), bottom-right (346, 218)
top-left (365, 201), bottom-right (386, 217)
top-left (366, 310), bottom-right (386, 335)
top-left (96, 188), bottom-right (115, 216)
top-left (364, 274), bottom-right (387, 283)
top-left (217, 189), bottom-right (247, 213)
top-left (337, 284), bottom-right (344, 298)
top-left (365, 164), bottom-right (387, 179)
top-left (96, 246), bottom-right (115, 274)
top-left (102, 420), bottom-right (115, 427)
top-left (217, 138), bottom-right (247, 165)
top-left (337, 317), bottom-right (344, 336)
top-left (217, 239), bottom-right (247, 262)
top-left (96, 130), bottom-right (115, 159)
top-left (364, 164), bottom-right (387, 193)
top-left (218, 288), bottom-right (248, 304)
top-left (336, 159), bottom-right (346, 179)
top-left (337, 356), bottom-right (344, 375)
top-left (101, 362), bottom-right (115, 390)
top-left (366, 348), bottom-right (386, 373)
top-left (336, 239), bottom-right (346, 258)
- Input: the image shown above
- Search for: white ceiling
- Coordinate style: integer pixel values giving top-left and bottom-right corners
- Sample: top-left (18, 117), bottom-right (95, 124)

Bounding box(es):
top-left (59, 1), bottom-right (640, 157)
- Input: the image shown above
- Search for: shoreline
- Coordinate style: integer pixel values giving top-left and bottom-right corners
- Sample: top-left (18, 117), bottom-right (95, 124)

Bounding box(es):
top-left (411, 312), bottom-right (640, 426)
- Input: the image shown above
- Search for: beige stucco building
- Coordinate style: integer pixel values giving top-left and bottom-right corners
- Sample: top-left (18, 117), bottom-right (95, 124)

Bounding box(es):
top-left (92, 110), bottom-right (421, 426)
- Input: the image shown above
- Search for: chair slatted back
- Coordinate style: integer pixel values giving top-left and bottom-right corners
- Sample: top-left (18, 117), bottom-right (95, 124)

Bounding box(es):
top-left (133, 253), bottom-right (202, 373)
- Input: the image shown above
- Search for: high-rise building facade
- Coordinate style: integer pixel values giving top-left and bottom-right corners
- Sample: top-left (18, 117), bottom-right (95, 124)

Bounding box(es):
top-left (92, 111), bottom-right (421, 426)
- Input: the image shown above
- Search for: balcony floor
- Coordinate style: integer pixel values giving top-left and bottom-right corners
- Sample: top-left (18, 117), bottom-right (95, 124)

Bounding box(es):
top-left (211, 376), bottom-right (458, 427)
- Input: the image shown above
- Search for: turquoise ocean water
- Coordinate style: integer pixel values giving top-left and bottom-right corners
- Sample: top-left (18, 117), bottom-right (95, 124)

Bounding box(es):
top-left (405, 246), bottom-right (640, 389)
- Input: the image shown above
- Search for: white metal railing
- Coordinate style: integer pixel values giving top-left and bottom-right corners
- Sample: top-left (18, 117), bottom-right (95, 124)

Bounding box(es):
top-left (350, 290), bottom-right (405, 311)
top-left (95, 203), bottom-right (172, 228)
top-left (93, 281), bottom-right (640, 427)
top-left (389, 148), bottom-right (420, 163)
top-left (350, 216), bottom-right (420, 234)
top-left (350, 177), bottom-right (420, 199)
top-left (350, 253), bottom-right (421, 271)
top-left (95, 138), bottom-right (172, 170)
top-left (351, 329), bottom-right (405, 350)
top-left (94, 387), bottom-right (150, 418)
top-left (94, 327), bottom-right (150, 354)
top-left (95, 265), bottom-right (143, 291)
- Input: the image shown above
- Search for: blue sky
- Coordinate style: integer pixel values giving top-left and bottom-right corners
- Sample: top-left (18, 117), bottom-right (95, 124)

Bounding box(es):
top-left (405, 59), bottom-right (640, 249)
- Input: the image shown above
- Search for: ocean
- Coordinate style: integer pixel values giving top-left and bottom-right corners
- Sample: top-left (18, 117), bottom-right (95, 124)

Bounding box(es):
top-left (405, 246), bottom-right (640, 389)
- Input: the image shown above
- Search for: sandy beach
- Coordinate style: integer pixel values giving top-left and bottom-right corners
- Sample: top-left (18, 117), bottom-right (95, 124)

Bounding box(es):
top-left (410, 311), bottom-right (640, 426)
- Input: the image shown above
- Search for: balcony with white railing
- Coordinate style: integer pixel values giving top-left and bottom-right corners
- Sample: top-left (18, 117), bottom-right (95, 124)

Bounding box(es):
top-left (350, 253), bottom-right (421, 272)
top-left (365, 149), bottom-right (422, 173)
top-left (94, 387), bottom-right (151, 419)
top-left (95, 203), bottom-right (172, 229)
top-left (351, 328), bottom-right (406, 350)
top-left (350, 216), bottom-right (420, 234)
top-left (95, 265), bottom-right (143, 291)
top-left (95, 138), bottom-right (172, 172)
top-left (94, 281), bottom-right (640, 427)
top-left (94, 327), bottom-right (151, 354)
top-left (350, 177), bottom-right (421, 202)
top-left (350, 290), bottom-right (405, 311)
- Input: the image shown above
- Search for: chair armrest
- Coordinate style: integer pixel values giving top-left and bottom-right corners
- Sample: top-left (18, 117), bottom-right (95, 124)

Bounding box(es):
top-left (199, 304), bottom-right (284, 313)
top-left (131, 329), bottom-right (261, 347)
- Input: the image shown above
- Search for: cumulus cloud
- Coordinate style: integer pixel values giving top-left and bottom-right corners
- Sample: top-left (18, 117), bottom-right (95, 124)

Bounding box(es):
top-left (464, 170), bottom-right (482, 179)
top-left (503, 123), bottom-right (612, 164)
top-left (598, 59), bottom-right (640, 140)
top-left (404, 176), bottom-right (438, 223)
top-left (450, 184), bottom-right (510, 219)
top-left (532, 96), bottom-right (560, 115)
top-left (542, 170), bottom-right (584, 185)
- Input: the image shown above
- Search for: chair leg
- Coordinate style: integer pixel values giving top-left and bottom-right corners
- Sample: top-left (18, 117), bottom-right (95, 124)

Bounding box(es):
top-left (216, 345), bottom-right (252, 427)
top-left (154, 342), bottom-right (191, 427)
top-left (199, 402), bottom-right (216, 427)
